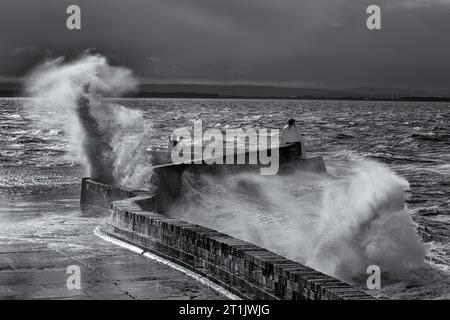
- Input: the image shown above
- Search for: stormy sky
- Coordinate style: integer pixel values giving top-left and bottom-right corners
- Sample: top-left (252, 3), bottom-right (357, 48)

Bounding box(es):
top-left (1, 0), bottom-right (450, 92)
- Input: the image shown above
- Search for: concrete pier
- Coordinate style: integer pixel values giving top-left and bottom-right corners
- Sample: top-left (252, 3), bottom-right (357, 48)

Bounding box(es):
top-left (80, 144), bottom-right (373, 300)
top-left (148, 143), bottom-right (328, 213)
top-left (0, 208), bottom-right (225, 300)
top-left (97, 193), bottom-right (372, 300)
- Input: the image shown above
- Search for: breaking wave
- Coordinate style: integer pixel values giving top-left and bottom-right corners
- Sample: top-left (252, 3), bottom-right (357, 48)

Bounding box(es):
top-left (169, 160), bottom-right (426, 282)
top-left (23, 53), bottom-right (153, 189)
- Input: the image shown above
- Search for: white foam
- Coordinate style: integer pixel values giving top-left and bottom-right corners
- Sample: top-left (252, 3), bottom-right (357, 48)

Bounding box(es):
top-left (170, 160), bottom-right (426, 281)
top-left (24, 53), bottom-right (153, 190)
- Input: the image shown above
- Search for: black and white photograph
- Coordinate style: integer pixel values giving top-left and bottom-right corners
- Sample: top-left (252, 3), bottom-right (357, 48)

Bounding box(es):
top-left (0, 0), bottom-right (449, 308)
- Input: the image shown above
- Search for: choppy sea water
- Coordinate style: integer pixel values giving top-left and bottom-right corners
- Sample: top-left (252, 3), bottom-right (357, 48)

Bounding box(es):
top-left (1, 97), bottom-right (449, 299)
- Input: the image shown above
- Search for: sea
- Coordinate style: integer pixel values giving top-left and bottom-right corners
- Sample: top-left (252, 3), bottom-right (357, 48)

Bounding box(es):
top-left (1, 97), bottom-right (449, 299)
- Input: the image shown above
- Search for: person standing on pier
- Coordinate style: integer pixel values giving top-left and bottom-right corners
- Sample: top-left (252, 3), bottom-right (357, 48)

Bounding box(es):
top-left (280, 119), bottom-right (306, 158)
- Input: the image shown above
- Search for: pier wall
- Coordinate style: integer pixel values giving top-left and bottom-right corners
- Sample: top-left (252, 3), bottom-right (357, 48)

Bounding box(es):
top-left (80, 177), bottom-right (150, 208)
top-left (81, 143), bottom-right (373, 300)
top-left (82, 178), bottom-right (372, 300)
top-left (151, 144), bottom-right (327, 213)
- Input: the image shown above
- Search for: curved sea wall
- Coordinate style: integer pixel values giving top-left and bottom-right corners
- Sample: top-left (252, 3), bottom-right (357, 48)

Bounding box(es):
top-left (82, 176), bottom-right (373, 300)
top-left (82, 144), bottom-right (372, 300)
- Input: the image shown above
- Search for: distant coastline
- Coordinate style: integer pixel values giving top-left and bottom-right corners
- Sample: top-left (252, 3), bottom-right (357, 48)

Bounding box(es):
top-left (2, 82), bottom-right (450, 102)
top-left (130, 92), bottom-right (450, 102)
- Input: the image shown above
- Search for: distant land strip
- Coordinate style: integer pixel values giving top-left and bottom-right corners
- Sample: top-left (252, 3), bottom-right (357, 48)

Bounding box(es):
top-left (1, 83), bottom-right (450, 102)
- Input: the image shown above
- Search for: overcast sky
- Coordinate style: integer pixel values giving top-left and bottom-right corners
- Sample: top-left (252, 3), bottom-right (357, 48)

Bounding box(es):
top-left (1, 0), bottom-right (450, 92)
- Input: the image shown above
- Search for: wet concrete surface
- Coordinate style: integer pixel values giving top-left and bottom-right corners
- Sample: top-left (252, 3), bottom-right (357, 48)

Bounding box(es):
top-left (0, 201), bottom-right (226, 300)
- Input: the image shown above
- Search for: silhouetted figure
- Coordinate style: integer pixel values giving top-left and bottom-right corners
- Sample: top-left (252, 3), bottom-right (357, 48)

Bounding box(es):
top-left (280, 119), bottom-right (306, 158)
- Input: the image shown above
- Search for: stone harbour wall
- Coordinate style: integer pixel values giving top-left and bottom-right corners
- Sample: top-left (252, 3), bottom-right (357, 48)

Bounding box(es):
top-left (80, 177), bottom-right (150, 208)
top-left (82, 178), bottom-right (373, 300)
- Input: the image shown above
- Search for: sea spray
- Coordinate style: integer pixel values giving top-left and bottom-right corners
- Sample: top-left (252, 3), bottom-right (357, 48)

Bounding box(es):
top-left (75, 90), bottom-right (115, 183)
top-left (169, 160), bottom-right (426, 281)
top-left (308, 161), bottom-right (426, 279)
top-left (24, 53), bottom-right (153, 189)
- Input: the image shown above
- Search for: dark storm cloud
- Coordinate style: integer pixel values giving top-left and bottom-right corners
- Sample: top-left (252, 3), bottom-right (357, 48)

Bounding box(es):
top-left (1, 0), bottom-right (450, 92)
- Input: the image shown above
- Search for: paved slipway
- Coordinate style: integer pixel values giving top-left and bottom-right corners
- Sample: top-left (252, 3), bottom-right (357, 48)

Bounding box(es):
top-left (0, 195), bottom-right (225, 300)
